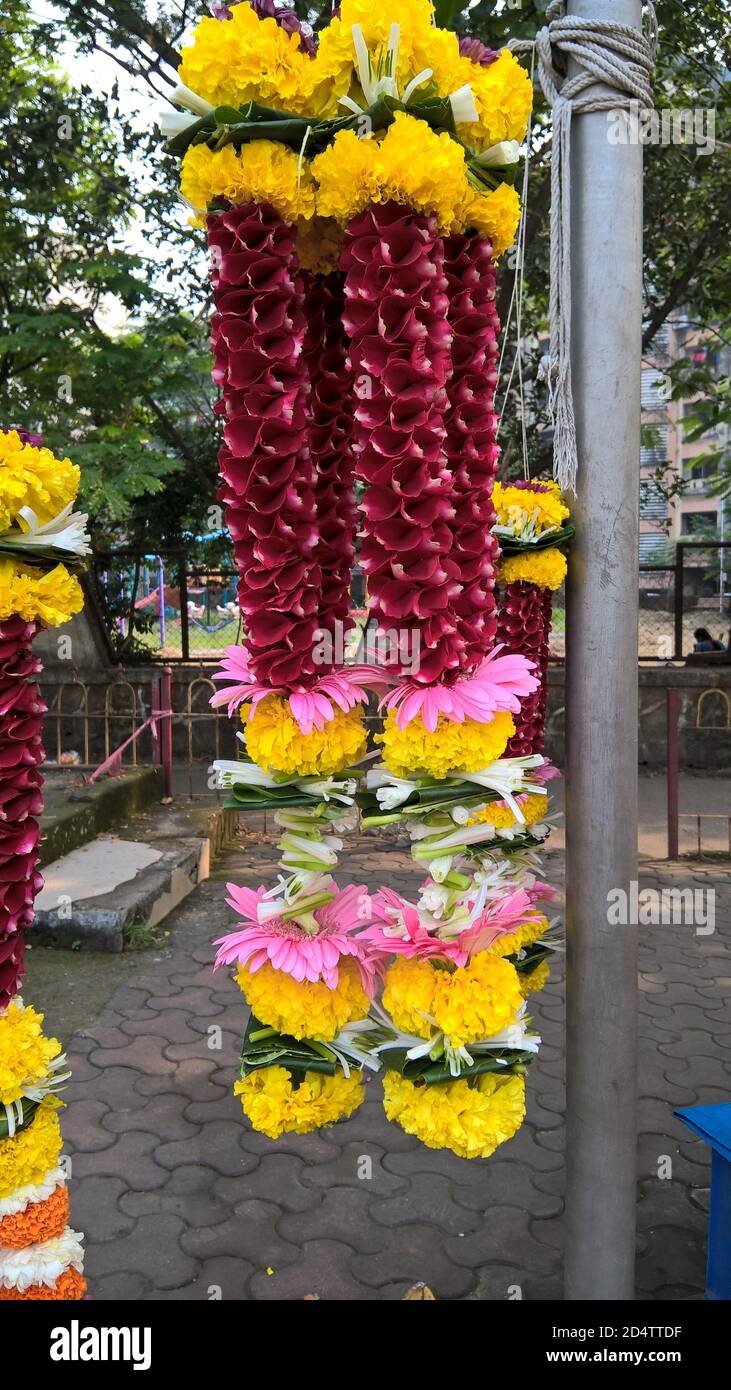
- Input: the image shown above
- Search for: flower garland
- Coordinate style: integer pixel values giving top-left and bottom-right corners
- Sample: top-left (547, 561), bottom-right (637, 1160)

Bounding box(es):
top-left (0, 429), bottom-right (88, 1295)
top-left (493, 480), bottom-right (573, 757)
top-left (160, 4), bottom-right (573, 1156)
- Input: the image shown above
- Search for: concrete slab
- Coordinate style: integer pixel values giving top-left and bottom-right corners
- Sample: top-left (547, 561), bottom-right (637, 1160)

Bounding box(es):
top-left (36, 837), bottom-right (163, 909)
top-left (39, 766), bottom-right (164, 866)
top-left (32, 838), bottom-right (208, 953)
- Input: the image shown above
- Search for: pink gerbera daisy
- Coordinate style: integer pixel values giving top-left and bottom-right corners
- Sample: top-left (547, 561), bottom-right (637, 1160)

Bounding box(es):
top-left (213, 882), bottom-right (380, 993)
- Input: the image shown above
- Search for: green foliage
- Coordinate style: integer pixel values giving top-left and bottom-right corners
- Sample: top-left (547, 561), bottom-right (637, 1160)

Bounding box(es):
top-left (3, 0), bottom-right (730, 537)
top-left (0, 0), bottom-right (219, 548)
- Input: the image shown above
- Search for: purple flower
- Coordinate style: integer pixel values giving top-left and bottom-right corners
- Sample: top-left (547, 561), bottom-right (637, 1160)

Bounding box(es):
top-left (211, 0), bottom-right (317, 57)
top-left (459, 36), bottom-right (500, 67)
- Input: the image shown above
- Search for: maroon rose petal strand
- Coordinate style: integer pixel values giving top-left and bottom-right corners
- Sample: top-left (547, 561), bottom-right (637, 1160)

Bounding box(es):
top-left (495, 581), bottom-right (552, 756)
top-left (302, 270), bottom-right (357, 645)
top-left (341, 202), bottom-right (463, 685)
top-left (443, 231), bottom-right (502, 673)
top-left (208, 202), bottom-right (323, 689)
top-left (0, 617), bottom-right (45, 1006)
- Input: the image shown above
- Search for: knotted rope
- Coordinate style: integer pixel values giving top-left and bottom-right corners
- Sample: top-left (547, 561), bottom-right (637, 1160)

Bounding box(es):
top-left (510, 2), bottom-right (658, 493)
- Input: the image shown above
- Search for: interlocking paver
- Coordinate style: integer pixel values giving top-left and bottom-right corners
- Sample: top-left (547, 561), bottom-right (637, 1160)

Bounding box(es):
top-left (180, 1200), bottom-right (300, 1272)
top-left (278, 1186), bottom-right (393, 1252)
top-left (43, 830), bottom-right (729, 1300)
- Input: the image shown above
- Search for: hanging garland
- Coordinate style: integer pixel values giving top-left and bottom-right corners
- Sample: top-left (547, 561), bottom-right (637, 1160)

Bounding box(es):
top-left (163, 0), bottom-right (572, 1156)
top-left (0, 428), bottom-right (88, 1298)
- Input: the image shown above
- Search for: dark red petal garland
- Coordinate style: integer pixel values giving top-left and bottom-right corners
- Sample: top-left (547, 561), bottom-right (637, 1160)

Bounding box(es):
top-left (0, 617), bottom-right (45, 1006)
top-left (341, 202), bottom-right (463, 685)
top-left (495, 581), bottom-right (552, 755)
top-left (208, 202), bottom-right (324, 689)
top-left (443, 231), bottom-right (501, 673)
top-left (302, 271), bottom-right (357, 643)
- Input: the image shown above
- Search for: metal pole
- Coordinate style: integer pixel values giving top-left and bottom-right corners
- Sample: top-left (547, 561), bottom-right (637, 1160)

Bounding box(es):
top-left (666, 688), bottom-right (679, 860)
top-left (564, 0), bottom-right (644, 1300)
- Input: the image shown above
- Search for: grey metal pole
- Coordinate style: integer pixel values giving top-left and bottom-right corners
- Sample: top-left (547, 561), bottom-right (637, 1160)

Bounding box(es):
top-left (564, 0), bottom-right (644, 1300)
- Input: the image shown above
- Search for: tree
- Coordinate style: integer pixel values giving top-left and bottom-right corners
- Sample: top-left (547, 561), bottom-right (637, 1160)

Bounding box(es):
top-left (7, 0), bottom-right (731, 525)
top-left (0, 0), bottom-right (220, 548)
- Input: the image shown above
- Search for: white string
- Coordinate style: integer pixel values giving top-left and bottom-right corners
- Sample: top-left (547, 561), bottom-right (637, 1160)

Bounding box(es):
top-left (497, 45), bottom-right (534, 482)
top-left (509, 1), bottom-right (657, 494)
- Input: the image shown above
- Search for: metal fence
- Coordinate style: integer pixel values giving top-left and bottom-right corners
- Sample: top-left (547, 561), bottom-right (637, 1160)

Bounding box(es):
top-left (549, 543), bottom-right (731, 662)
top-left (91, 550), bottom-right (242, 662)
top-left (92, 543), bottom-right (731, 665)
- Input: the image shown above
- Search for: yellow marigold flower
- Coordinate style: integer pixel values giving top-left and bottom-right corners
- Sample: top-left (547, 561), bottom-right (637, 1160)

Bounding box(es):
top-left (235, 957), bottom-right (369, 1042)
top-left (0, 431), bottom-right (79, 531)
top-left (458, 50), bottom-right (533, 150)
top-left (413, 25), bottom-right (462, 94)
top-left (499, 547), bottom-right (568, 591)
top-left (313, 114), bottom-right (472, 233)
top-left (431, 951), bottom-right (523, 1048)
top-left (235, 1065), bottom-right (364, 1139)
top-left (383, 951), bottom-right (522, 1048)
top-left (383, 1069), bottom-right (526, 1160)
top-left (377, 707), bottom-right (514, 779)
top-left (181, 141), bottom-right (316, 222)
top-left (179, 4), bottom-right (314, 113)
top-left (295, 216), bottom-right (343, 275)
top-left (456, 181), bottom-right (522, 258)
top-left (468, 790), bottom-right (548, 830)
top-left (243, 695), bottom-right (367, 776)
top-left (311, 130), bottom-right (380, 223)
top-left (0, 1003), bottom-right (62, 1107)
top-left (0, 561), bottom-right (83, 628)
top-left (519, 960), bottom-right (550, 998)
top-left (382, 956), bottom-right (439, 1038)
top-left (0, 1103), bottom-right (63, 1200)
top-left (492, 480), bottom-right (570, 535)
top-left (375, 113), bottom-right (469, 230)
top-left (486, 915), bottom-right (549, 959)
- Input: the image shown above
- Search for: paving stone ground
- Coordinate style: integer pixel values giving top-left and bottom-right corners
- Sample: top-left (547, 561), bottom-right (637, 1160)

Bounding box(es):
top-left (53, 831), bottom-right (730, 1301)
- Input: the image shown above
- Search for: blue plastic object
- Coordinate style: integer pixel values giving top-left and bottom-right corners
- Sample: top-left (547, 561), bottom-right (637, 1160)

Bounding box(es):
top-left (675, 1103), bottom-right (731, 1301)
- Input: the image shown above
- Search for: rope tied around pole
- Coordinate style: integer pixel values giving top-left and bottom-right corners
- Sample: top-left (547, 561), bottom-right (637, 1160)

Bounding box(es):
top-left (511, 2), bottom-right (657, 494)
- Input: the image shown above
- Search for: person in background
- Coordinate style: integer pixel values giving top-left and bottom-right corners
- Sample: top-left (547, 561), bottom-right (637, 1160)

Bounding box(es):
top-left (693, 626), bottom-right (724, 652)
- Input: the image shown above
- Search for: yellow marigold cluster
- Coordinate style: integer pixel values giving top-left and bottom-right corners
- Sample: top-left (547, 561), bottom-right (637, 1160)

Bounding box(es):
top-left (181, 141), bottom-right (316, 223)
top-left (383, 951), bottom-right (522, 1048)
top-left (314, 0), bottom-right (443, 117)
top-left (0, 1003), bottom-right (62, 1107)
top-left (519, 960), bottom-right (550, 998)
top-left (492, 480), bottom-right (570, 536)
top-left (499, 547), bottom-right (568, 592)
top-left (243, 695), bottom-right (367, 776)
top-left (0, 1103), bottom-right (63, 1200)
top-left (176, 1), bottom-right (532, 153)
top-left (383, 1069), bottom-right (525, 1160)
top-left (0, 431), bottom-right (79, 532)
top-left (456, 50), bottom-right (533, 151)
top-left (234, 1065), bottom-right (364, 1139)
top-left (378, 707), bottom-right (514, 779)
top-left (0, 562), bottom-right (83, 628)
top-left (235, 957), bottom-right (369, 1042)
top-left (179, 3), bottom-right (314, 114)
top-left (468, 790), bottom-right (548, 830)
top-left (486, 914), bottom-right (549, 960)
top-left (311, 115), bottom-right (521, 253)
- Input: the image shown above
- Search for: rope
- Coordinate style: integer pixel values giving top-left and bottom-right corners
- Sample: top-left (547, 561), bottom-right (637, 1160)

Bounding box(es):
top-left (509, 2), bottom-right (657, 493)
top-left (497, 44), bottom-right (535, 481)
